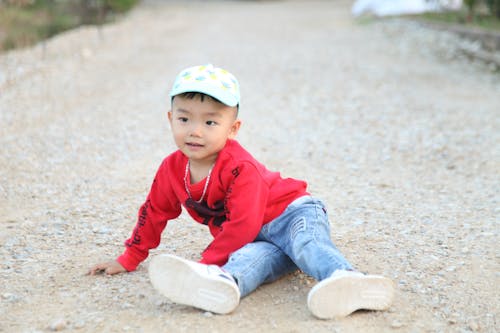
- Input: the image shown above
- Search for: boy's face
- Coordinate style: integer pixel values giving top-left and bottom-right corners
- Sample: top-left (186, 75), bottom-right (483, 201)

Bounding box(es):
top-left (168, 95), bottom-right (241, 167)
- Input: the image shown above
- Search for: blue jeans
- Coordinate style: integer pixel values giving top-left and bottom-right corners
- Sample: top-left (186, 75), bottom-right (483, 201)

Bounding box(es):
top-left (222, 196), bottom-right (353, 297)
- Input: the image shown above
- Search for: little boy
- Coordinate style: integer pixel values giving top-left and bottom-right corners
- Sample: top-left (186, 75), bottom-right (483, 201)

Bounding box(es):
top-left (89, 64), bottom-right (395, 318)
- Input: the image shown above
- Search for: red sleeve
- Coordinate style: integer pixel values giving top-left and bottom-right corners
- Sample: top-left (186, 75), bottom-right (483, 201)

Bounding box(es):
top-left (200, 163), bottom-right (268, 266)
top-left (117, 160), bottom-right (182, 271)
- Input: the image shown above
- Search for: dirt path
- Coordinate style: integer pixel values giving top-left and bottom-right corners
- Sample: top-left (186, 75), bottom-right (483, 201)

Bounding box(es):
top-left (1, 1), bottom-right (499, 332)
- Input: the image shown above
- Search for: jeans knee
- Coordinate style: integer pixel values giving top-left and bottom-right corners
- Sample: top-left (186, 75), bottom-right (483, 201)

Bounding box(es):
top-left (289, 216), bottom-right (307, 241)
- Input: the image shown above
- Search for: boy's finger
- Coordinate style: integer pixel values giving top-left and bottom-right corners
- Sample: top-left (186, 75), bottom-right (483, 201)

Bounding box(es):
top-left (88, 265), bottom-right (105, 275)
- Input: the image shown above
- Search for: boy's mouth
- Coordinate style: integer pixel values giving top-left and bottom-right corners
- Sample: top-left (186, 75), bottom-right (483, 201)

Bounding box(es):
top-left (186, 142), bottom-right (204, 148)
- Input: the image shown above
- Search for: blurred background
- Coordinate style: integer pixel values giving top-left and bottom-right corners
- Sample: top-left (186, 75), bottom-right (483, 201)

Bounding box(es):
top-left (0, 0), bottom-right (139, 51)
top-left (0, 0), bottom-right (499, 53)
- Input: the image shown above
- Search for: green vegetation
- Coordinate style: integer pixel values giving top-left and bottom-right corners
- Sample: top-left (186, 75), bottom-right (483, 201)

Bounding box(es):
top-left (420, 8), bottom-right (500, 31)
top-left (486, 0), bottom-right (500, 18)
top-left (435, 0), bottom-right (500, 29)
top-left (0, 0), bottom-right (139, 52)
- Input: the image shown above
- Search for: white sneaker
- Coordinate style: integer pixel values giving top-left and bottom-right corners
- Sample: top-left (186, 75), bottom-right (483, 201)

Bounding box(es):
top-left (149, 254), bottom-right (240, 314)
top-left (307, 270), bottom-right (395, 319)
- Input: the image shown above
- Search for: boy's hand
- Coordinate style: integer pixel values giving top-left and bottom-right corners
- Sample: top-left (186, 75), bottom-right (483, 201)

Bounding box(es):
top-left (88, 260), bottom-right (127, 276)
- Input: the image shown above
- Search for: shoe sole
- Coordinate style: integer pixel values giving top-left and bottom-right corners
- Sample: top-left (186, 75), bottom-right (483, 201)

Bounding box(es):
top-left (307, 274), bottom-right (395, 319)
top-left (149, 254), bottom-right (240, 314)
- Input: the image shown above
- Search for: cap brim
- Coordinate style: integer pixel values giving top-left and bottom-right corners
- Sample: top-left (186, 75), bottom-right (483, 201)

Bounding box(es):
top-left (170, 81), bottom-right (239, 107)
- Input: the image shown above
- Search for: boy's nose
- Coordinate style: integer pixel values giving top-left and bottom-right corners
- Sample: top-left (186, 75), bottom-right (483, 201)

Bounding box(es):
top-left (189, 124), bottom-right (203, 137)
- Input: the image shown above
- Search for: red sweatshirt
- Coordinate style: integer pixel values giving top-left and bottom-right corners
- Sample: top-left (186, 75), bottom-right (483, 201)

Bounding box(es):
top-left (117, 139), bottom-right (308, 271)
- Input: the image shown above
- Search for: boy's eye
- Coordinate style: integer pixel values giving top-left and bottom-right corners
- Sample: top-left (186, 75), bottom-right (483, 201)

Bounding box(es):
top-left (178, 117), bottom-right (188, 122)
top-left (206, 120), bottom-right (217, 126)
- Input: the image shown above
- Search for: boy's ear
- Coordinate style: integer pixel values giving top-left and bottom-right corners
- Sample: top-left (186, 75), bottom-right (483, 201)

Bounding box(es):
top-left (167, 110), bottom-right (173, 123)
top-left (228, 119), bottom-right (242, 139)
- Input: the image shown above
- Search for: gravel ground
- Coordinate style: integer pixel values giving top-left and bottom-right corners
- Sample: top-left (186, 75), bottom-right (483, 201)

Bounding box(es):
top-left (1, 0), bottom-right (499, 332)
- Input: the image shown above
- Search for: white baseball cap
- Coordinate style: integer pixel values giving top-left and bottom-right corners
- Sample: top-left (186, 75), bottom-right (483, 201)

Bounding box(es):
top-left (169, 64), bottom-right (240, 107)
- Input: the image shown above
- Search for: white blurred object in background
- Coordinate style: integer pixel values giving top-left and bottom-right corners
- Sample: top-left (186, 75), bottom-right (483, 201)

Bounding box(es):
top-left (352, 0), bottom-right (463, 17)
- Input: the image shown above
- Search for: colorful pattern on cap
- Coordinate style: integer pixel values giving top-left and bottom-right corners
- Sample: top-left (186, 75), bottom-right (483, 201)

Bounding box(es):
top-left (170, 64), bottom-right (240, 107)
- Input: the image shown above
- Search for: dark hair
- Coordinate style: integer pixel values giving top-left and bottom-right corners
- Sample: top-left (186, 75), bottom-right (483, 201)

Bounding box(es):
top-left (171, 91), bottom-right (239, 114)
top-left (172, 92), bottom-right (221, 104)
